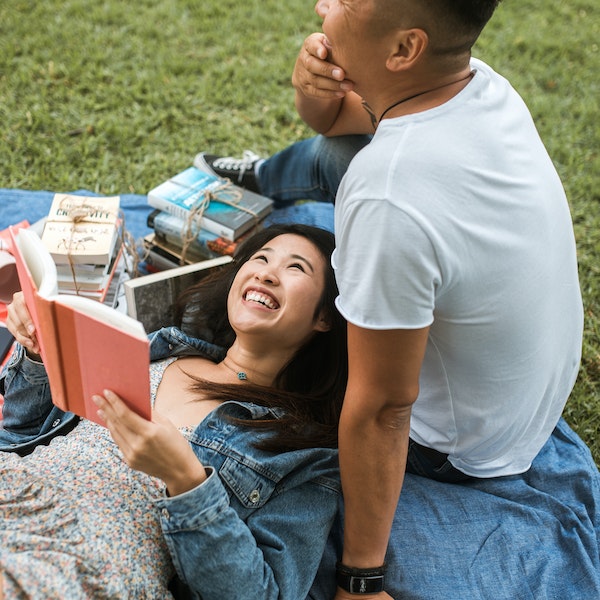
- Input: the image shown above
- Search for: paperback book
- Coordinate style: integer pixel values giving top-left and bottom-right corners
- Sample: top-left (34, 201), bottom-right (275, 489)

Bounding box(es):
top-left (147, 167), bottom-right (273, 241)
top-left (147, 209), bottom-right (221, 260)
top-left (41, 194), bottom-right (121, 265)
top-left (56, 242), bottom-right (123, 296)
top-left (9, 227), bottom-right (151, 426)
top-left (147, 209), bottom-right (250, 260)
top-left (139, 236), bottom-right (182, 273)
top-left (124, 254), bottom-right (232, 333)
top-left (141, 233), bottom-right (205, 269)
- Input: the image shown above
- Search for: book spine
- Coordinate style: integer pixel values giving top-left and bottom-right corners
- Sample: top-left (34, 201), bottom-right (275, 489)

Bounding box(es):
top-left (148, 210), bottom-right (220, 258)
top-left (143, 249), bottom-right (180, 271)
top-left (147, 194), bottom-right (236, 240)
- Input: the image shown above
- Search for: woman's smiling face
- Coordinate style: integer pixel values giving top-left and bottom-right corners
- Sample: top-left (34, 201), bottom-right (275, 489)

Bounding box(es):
top-left (227, 233), bottom-right (330, 349)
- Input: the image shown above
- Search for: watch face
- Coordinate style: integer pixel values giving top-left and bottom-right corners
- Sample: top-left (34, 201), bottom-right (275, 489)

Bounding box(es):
top-left (351, 575), bottom-right (385, 594)
top-left (352, 577), bottom-right (369, 593)
top-left (336, 571), bottom-right (386, 595)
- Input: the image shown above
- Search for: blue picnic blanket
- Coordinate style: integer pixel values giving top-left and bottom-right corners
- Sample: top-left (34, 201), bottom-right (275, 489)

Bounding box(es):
top-left (311, 416), bottom-right (600, 599)
top-left (0, 188), bottom-right (335, 239)
top-left (1, 188), bottom-right (599, 599)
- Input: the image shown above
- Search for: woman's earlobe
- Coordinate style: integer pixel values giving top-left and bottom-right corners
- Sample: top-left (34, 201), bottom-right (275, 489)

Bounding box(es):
top-left (315, 312), bottom-right (332, 333)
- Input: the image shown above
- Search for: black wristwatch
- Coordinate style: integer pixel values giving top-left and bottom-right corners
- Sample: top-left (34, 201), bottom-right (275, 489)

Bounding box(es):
top-left (335, 562), bottom-right (386, 594)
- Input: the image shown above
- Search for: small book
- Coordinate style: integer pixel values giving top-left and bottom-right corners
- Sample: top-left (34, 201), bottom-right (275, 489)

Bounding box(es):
top-left (9, 226), bottom-right (151, 426)
top-left (147, 209), bottom-right (221, 260)
top-left (147, 232), bottom-right (209, 266)
top-left (0, 325), bottom-right (15, 366)
top-left (41, 194), bottom-right (121, 265)
top-left (147, 209), bottom-right (249, 259)
top-left (123, 253), bottom-right (232, 333)
top-left (56, 243), bottom-right (123, 295)
top-left (0, 219), bottom-right (29, 304)
top-left (147, 167), bottom-right (273, 241)
top-left (139, 236), bottom-right (183, 273)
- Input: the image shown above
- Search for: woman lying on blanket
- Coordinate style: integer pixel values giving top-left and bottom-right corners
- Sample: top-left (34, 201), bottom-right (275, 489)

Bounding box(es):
top-left (0, 223), bottom-right (347, 600)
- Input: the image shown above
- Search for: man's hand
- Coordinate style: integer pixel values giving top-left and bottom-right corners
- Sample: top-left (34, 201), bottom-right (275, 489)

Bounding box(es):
top-left (93, 389), bottom-right (208, 496)
top-left (6, 291), bottom-right (41, 357)
top-left (291, 33), bottom-right (373, 136)
top-left (292, 32), bottom-right (354, 100)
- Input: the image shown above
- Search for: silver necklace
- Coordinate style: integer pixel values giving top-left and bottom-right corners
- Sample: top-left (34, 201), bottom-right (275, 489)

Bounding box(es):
top-left (221, 358), bottom-right (248, 381)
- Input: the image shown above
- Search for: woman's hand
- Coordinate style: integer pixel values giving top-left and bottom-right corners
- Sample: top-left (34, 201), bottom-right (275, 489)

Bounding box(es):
top-left (93, 389), bottom-right (208, 496)
top-left (6, 291), bottom-right (41, 358)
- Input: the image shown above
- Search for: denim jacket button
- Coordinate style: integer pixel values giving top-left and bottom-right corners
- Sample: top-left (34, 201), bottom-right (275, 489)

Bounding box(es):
top-left (249, 490), bottom-right (260, 504)
top-left (52, 419), bottom-right (61, 428)
top-left (161, 508), bottom-right (169, 519)
top-left (168, 344), bottom-right (174, 350)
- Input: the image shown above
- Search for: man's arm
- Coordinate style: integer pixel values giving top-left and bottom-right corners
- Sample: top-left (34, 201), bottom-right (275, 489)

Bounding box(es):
top-left (292, 33), bottom-right (373, 136)
top-left (334, 324), bottom-right (429, 599)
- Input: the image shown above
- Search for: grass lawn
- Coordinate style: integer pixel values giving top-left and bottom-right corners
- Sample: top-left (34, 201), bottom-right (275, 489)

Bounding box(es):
top-left (1, 0), bottom-right (598, 462)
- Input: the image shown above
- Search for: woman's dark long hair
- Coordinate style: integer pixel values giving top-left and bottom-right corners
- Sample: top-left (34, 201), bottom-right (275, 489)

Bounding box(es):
top-left (174, 224), bottom-right (348, 451)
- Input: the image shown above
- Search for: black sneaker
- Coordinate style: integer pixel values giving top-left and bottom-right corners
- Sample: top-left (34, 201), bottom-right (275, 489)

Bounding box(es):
top-left (194, 151), bottom-right (263, 193)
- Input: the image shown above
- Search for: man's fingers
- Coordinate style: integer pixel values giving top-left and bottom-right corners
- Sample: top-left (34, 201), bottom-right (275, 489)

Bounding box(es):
top-left (301, 49), bottom-right (343, 81)
top-left (303, 32), bottom-right (329, 60)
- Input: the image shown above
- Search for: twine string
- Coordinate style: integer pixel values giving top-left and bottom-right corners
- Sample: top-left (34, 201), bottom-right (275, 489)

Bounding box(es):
top-left (176, 178), bottom-right (258, 265)
top-left (59, 177), bottom-right (262, 288)
top-left (119, 209), bottom-right (146, 280)
top-left (58, 196), bottom-right (120, 295)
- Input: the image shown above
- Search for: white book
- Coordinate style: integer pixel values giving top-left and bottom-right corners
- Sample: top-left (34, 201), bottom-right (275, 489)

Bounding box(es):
top-left (123, 255), bottom-right (232, 333)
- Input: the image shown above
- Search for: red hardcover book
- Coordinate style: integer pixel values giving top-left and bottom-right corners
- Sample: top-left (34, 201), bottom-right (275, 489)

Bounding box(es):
top-left (9, 227), bottom-right (151, 426)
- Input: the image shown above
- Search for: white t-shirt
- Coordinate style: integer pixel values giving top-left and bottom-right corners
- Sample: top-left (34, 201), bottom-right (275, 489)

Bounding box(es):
top-left (332, 58), bottom-right (583, 477)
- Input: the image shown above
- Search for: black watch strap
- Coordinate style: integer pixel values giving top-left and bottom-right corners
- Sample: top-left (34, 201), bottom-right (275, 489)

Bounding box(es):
top-left (335, 562), bottom-right (386, 594)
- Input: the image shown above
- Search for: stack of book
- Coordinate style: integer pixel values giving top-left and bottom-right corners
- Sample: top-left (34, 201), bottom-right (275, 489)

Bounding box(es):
top-left (40, 194), bottom-right (124, 305)
top-left (142, 165), bottom-right (273, 272)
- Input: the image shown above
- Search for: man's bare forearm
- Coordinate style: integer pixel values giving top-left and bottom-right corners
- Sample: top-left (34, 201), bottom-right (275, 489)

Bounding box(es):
top-left (338, 399), bottom-right (411, 568)
top-left (294, 89), bottom-right (345, 135)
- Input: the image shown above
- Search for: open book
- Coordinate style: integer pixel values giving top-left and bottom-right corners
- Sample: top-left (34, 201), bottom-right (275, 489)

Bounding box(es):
top-left (9, 227), bottom-right (151, 426)
top-left (123, 252), bottom-right (232, 333)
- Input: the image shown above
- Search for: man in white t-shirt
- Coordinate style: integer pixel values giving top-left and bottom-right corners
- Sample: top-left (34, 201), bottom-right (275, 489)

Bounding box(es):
top-left (287, 1), bottom-right (583, 599)
top-left (198, 1), bottom-right (584, 597)
top-left (334, 54), bottom-right (582, 479)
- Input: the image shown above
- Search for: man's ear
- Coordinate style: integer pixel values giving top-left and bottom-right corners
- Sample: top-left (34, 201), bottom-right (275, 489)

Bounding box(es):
top-left (386, 28), bottom-right (429, 72)
top-left (314, 310), bottom-right (332, 333)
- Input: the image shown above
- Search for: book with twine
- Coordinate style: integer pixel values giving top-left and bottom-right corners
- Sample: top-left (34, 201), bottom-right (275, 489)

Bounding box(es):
top-left (147, 167), bottom-right (273, 241)
top-left (41, 194), bottom-right (121, 265)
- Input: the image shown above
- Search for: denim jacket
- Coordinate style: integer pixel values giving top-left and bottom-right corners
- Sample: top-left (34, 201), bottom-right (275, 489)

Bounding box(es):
top-left (0, 327), bottom-right (341, 599)
top-left (0, 327), bottom-right (225, 455)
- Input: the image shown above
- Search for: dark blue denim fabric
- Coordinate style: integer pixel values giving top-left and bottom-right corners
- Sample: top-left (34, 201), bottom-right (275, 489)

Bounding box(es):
top-left (0, 331), bottom-right (342, 598)
top-left (258, 134), bottom-right (371, 206)
top-left (406, 438), bottom-right (472, 483)
top-left (309, 418), bottom-right (600, 600)
top-left (158, 400), bottom-right (340, 599)
top-left (0, 327), bottom-right (225, 454)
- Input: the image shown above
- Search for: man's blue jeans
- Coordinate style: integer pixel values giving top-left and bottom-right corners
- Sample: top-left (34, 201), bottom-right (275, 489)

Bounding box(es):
top-left (308, 418), bottom-right (600, 600)
top-left (258, 134), bottom-right (372, 207)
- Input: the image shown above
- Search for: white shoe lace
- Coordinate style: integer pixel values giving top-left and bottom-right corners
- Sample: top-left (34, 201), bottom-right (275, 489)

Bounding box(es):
top-left (213, 150), bottom-right (261, 175)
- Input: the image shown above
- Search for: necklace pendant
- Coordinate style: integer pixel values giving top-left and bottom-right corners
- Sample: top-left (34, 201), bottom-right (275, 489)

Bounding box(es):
top-left (237, 372), bottom-right (248, 381)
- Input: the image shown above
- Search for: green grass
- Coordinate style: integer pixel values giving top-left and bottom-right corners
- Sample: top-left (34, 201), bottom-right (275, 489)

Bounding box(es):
top-left (1, 0), bottom-right (599, 463)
